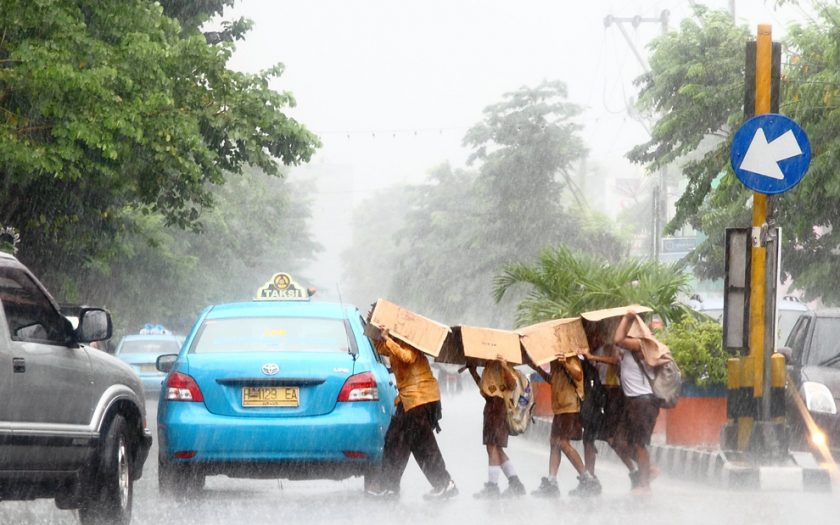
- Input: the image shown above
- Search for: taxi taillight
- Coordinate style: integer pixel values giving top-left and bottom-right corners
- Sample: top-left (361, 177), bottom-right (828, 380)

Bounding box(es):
top-left (337, 372), bottom-right (379, 402)
top-left (165, 372), bottom-right (204, 402)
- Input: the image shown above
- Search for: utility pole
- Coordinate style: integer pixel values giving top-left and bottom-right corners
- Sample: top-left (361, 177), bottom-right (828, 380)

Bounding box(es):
top-left (604, 11), bottom-right (669, 261)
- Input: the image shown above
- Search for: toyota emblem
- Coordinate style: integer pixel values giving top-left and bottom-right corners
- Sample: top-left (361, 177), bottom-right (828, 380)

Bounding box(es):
top-left (261, 363), bottom-right (279, 376)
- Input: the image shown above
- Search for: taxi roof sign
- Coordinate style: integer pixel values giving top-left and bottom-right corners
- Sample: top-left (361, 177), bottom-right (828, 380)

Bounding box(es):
top-left (256, 273), bottom-right (311, 301)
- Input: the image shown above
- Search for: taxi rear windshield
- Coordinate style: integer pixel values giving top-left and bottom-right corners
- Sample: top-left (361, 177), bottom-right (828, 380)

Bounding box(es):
top-left (191, 317), bottom-right (351, 354)
top-left (119, 340), bottom-right (182, 355)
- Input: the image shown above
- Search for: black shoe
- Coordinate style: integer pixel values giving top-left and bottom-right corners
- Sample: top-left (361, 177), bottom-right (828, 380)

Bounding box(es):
top-left (424, 480), bottom-right (458, 500)
top-left (473, 482), bottom-right (500, 499)
top-left (531, 477), bottom-right (559, 497)
top-left (568, 474), bottom-right (602, 497)
top-left (502, 475), bottom-right (526, 497)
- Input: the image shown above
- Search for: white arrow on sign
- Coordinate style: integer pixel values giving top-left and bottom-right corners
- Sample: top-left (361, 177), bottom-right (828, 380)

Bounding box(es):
top-left (739, 128), bottom-right (803, 180)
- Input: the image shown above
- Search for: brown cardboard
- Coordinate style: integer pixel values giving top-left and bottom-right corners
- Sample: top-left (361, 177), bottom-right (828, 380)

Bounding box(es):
top-left (459, 325), bottom-right (523, 364)
top-left (517, 317), bottom-right (588, 366)
top-left (580, 304), bottom-right (653, 322)
top-left (368, 298), bottom-right (450, 357)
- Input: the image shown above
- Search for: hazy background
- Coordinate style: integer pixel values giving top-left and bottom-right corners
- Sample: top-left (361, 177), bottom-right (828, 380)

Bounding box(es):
top-left (224, 0), bottom-right (810, 299)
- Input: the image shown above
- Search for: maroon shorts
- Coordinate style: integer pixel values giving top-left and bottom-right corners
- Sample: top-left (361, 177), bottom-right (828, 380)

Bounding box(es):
top-left (483, 396), bottom-right (509, 447)
top-left (615, 394), bottom-right (659, 447)
top-left (551, 412), bottom-right (583, 441)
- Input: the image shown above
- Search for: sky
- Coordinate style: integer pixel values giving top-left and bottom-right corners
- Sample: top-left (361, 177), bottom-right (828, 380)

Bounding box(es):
top-left (223, 0), bottom-right (813, 293)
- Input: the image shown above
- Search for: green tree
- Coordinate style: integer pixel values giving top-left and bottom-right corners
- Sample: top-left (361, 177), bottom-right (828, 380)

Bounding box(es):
top-left (629, 6), bottom-right (840, 305)
top-left (372, 82), bottom-right (629, 326)
top-left (0, 0), bottom-right (319, 289)
top-left (75, 170), bottom-right (320, 336)
top-left (493, 246), bottom-right (691, 327)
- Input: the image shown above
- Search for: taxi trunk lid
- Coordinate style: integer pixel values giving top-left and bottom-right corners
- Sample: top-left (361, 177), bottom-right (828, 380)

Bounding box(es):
top-left (187, 353), bottom-right (357, 417)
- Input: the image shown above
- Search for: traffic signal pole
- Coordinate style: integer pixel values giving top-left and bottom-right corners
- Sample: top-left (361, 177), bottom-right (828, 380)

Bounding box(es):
top-left (750, 24), bottom-right (772, 403)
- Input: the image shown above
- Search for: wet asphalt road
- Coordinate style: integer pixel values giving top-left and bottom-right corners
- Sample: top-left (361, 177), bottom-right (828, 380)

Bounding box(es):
top-left (1, 386), bottom-right (838, 525)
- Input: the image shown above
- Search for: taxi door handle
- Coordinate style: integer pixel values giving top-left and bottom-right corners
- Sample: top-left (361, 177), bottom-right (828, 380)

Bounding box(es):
top-left (13, 357), bottom-right (25, 373)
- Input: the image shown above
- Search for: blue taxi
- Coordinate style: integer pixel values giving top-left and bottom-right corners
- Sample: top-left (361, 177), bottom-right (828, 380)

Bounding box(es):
top-left (115, 325), bottom-right (184, 393)
top-left (155, 273), bottom-right (396, 495)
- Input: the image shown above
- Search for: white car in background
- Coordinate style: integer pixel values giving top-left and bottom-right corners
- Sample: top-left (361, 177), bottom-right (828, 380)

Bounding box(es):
top-left (691, 295), bottom-right (809, 348)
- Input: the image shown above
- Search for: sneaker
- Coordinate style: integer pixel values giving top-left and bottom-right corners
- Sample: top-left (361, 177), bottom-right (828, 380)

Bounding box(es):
top-left (531, 477), bottom-right (559, 497)
top-left (473, 482), bottom-right (500, 500)
top-left (424, 479), bottom-right (458, 500)
top-left (568, 473), bottom-right (602, 497)
top-left (365, 487), bottom-right (399, 500)
top-left (502, 475), bottom-right (526, 497)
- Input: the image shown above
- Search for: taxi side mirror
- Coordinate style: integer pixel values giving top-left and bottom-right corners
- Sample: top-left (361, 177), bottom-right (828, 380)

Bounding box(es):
top-left (156, 354), bottom-right (178, 373)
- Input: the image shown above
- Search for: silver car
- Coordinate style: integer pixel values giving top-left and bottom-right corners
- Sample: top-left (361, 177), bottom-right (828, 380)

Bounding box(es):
top-left (0, 251), bottom-right (152, 524)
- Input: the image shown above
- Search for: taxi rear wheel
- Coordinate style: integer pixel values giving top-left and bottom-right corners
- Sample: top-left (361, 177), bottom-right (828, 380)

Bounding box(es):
top-left (159, 459), bottom-right (205, 497)
top-left (78, 415), bottom-right (133, 525)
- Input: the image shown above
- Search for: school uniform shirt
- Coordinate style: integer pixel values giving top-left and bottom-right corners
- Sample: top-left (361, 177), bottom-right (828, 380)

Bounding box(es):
top-left (617, 345), bottom-right (654, 398)
top-left (593, 344), bottom-right (621, 387)
top-left (549, 358), bottom-right (584, 415)
top-left (374, 335), bottom-right (441, 411)
top-left (479, 361), bottom-right (510, 399)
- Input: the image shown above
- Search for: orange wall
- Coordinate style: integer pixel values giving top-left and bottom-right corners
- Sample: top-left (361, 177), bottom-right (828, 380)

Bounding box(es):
top-left (665, 397), bottom-right (727, 446)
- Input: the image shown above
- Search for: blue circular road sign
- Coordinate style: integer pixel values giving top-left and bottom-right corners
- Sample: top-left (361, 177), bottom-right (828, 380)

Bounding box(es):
top-left (730, 113), bottom-right (811, 195)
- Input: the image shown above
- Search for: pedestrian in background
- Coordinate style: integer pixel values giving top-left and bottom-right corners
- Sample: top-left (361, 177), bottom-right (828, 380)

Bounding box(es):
top-left (366, 327), bottom-right (458, 500)
top-left (466, 355), bottom-right (526, 498)
top-left (529, 354), bottom-right (601, 497)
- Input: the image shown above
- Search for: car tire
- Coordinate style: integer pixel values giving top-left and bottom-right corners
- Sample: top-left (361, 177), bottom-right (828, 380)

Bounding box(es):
top-left (78, 415), bottom-right (133, 525)
top-left (158, 458), bottom-right (205, 497)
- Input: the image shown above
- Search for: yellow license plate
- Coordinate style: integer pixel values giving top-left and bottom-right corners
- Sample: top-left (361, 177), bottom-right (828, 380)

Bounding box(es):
top-left (139, 364), bottom-right (158, 373)
top-left (242, 386), bottom-right (299, 407)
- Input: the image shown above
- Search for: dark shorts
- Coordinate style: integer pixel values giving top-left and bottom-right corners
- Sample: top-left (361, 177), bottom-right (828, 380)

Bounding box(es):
top-left (615, 394), bottom-right (659, 447)
top-left (551, 412), bottom-right (583, 441)
top-left (601, 386), bottom-right (625, 440)
top-left (583, 386), bottom-right (624, 443)
top-left (483, 396), bottom-right (509, 447)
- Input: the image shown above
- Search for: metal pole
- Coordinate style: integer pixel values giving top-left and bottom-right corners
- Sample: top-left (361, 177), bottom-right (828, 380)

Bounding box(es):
top-left (750, 25), bottom-right (772, 404)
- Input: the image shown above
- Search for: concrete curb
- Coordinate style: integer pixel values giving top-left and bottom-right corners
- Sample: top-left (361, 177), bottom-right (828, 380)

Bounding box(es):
top-left (525, 417), bottom-right (832, 491)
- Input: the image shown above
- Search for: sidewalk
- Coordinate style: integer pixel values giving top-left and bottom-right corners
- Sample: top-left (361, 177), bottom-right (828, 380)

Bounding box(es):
top-left (525, 416), bottom-right (834, 491)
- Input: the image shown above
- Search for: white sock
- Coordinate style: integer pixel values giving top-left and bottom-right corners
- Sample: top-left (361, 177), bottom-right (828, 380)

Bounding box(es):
top-left (501, 460), bottom-right (517, 479)
top-left (488, 466), bottom-right (502, 485)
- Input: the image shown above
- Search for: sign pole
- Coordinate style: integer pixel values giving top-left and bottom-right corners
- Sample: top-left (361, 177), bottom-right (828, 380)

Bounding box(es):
top-left (750, 24), bottom-right (772, 406)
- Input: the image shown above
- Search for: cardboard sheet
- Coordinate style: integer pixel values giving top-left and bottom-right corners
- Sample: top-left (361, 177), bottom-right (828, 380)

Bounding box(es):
top-left (367, 298), bottom-right (450, 357)
top-left (580, 304), bottom-right (653, 322)
top-left (460, 325), bottom-right (522, 364)
top-left (517, 317), bottom-right (588, 366)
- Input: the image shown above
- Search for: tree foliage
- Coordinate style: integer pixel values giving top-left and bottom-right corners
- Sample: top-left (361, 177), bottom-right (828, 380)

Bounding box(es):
top-left (0, 0), bottom-right (321, 332)
top-left (493, 245), bottom-right (692, 327)
top-left (0, 0), bottom-right (319, 277)
top-left (0, 0), bottom-right (319, 320)
top-left (74, 170), bottom-right (320, 336)
top-left (342, 81), bottom-right (630, 326)
top-left (628, 6), bottom-right (840, 304)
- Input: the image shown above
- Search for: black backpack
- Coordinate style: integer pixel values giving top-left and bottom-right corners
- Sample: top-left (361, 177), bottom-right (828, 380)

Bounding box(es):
top-left (580, 359), bottom-right (607, 431)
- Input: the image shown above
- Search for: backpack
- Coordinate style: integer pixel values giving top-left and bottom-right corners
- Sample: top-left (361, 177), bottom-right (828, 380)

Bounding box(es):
top-left (504, 369), bottom-right (536, 436)
top-left (633, 352), bottom-right (682, 409)
top-left (580, 359), bottom-right (607, 430)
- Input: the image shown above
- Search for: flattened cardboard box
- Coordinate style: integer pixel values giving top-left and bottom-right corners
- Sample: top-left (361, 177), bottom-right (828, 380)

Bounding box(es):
top-left (435, 325), bottom-right (522, 365)
top-left (367, 298), bottom-right (450, 357)
top-left (580, 304), bottom-right (652, 322)
top-left (517, 317), bottom-right (588, 366)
